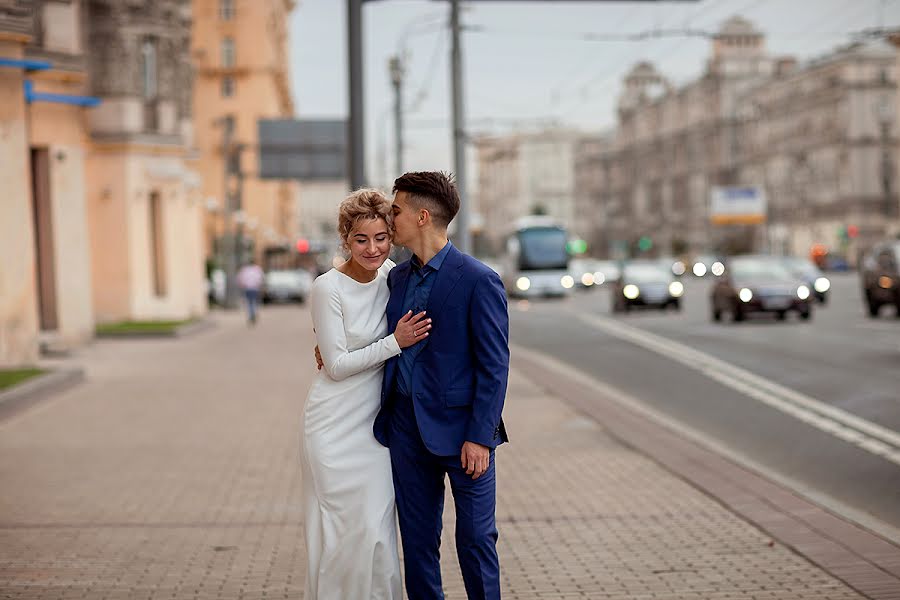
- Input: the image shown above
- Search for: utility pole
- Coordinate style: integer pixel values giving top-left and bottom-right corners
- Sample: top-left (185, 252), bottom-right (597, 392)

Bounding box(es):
top-left (221, 114), bottom-right (245, 309)
top-left (450, 0), bottom-right (471, 254)
top-left (389, 55), bottom-right (405, 178)
top-left (348, 0), bottom-right (366, 189)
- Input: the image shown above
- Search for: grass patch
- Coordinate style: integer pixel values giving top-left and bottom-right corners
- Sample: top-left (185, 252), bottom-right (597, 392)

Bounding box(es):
top-left (0, 368), bottom-right (46, 391)
top-left (96, 319), bottom-right (194, 335)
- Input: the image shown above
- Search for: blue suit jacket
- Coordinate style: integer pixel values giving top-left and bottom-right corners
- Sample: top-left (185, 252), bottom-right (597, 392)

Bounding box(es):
top-left (374, 244), bottom-right (510, 455)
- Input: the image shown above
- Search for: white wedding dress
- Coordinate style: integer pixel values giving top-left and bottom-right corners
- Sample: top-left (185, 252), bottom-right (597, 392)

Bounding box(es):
top-left (300, 259), bottom-right (402, 600)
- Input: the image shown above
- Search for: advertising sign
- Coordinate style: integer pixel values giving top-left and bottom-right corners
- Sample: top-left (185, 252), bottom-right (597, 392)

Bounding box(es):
top-left (710, 186), bottom-right (767, 225)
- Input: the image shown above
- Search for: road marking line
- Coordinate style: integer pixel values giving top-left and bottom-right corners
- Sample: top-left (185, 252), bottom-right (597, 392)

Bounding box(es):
top-left (576, 313), bottom-right (900, 467)
top-left (510, 342), bottom-right (900, 546)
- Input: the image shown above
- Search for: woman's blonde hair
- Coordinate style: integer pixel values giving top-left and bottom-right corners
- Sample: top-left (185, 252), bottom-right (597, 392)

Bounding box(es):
top-left (337, 188), bottom-right (393, 252)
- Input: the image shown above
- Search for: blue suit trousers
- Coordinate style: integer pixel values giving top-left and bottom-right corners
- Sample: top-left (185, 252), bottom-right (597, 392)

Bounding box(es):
top-left (388, 393), bottom-right (501, 600)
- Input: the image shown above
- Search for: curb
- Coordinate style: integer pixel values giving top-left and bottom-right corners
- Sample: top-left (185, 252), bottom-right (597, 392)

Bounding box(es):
top-left (95, 319), bottom-right (216, 340)
top-left (511, 345), bottom-right (900, 600)
top-left (0, 368), bottom-right (85, 421)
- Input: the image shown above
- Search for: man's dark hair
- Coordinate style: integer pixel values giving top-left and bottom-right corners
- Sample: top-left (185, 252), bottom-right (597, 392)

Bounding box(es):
top-left (393, 171), bottom-right (460, 229)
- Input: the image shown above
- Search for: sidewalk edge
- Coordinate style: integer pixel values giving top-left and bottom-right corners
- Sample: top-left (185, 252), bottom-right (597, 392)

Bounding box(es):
top-left (511, 343), bottom-right (900, 600)
top-left (0, 368), bottom-right (85, 421)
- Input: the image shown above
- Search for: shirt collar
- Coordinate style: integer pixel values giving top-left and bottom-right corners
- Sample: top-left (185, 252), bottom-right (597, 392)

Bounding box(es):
top-left (411, 241), bottom-right (453, 273)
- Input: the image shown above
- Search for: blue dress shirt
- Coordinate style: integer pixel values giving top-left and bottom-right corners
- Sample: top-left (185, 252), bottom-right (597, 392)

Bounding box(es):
top-left (395, 241), bottom-right (453, 397)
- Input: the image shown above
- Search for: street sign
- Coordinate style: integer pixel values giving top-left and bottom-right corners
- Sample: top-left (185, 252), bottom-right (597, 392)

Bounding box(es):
top-left (258, 119), bottom-right (347, 180)
top-left (709, 186), bottom-right (767, 225)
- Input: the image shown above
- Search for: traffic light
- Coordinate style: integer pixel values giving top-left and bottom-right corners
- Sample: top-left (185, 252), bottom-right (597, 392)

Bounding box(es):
top-left (638, 236), bottom-right (653, 252)
top-left (566, 239), bottom-right (588, 255)
top-left (847, 224), bottom-right (859, 238)
top-left (296, 238), bottom-right (310, 253)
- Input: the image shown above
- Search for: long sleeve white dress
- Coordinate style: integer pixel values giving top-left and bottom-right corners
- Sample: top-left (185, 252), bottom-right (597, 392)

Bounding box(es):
top-left (300, 259), bottom-right (402, 600)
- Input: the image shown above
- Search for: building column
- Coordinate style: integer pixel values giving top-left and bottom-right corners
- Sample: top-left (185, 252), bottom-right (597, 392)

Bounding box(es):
top-left (0, 37), bottom-right (40, 366)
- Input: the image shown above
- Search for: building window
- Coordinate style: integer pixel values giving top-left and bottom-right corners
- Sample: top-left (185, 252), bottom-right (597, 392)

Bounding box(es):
top-left (220, 0), bottom-right (235, 20)
top-left (149, 192), bottom-right (167, 297)
top-left (221, 76), bottom-right (235, 98)
top-left (141, 39), bottom-right (158, 100)
top-left (221, 37), bottom-right (235, 68)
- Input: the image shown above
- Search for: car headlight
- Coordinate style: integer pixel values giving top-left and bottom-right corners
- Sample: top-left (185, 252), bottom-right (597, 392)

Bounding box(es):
top-left (581, 273), bottom-right (595, 287)
top-left (561, 275), bottom-right (575, 289)
top-left (669, 281), bottom-right (684, 297)
top-left (593, 272), bottom-right (606, 285)
top-left (623, 284), bottom-right (640, 299)
top-left (693, 262), bottom-right (708, 277)
top-left (739, 288), bottom-right (753, 303)
top-left (797, 285), bottom-right (810, 300)
top-left (711, 261), bottom-right (725, 277)
top-left (814, 277), bottom-right (830, 293)
top-left (672, 261), bottom-right (686, 276)
top-left (516, 277), bottom-right (531, 291)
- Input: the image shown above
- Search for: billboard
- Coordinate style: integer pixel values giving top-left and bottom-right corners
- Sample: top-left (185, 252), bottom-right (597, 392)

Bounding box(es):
top-left (709, 186), bottom-right (767, 225)
top-left (258, 119), bottom-right (346, 180)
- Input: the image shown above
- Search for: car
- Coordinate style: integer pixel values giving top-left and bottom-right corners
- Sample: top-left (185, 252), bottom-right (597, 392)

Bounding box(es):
top-left (860, 241), bottom-right (900, 318)
top-left (612, 260), bottom-right (684, 313)
top-left (780, 256), bottom-right (831, 304)
top-left (569, 258), bottom-right (600, 289)
top-left (591, 260), bottom-right (622, 285)
top-left (690, 254), bottom-right (724, 277)
top-left (711, 255), bottom-right (813, 322)
top-left (262, 269), bottom-right (313, 304)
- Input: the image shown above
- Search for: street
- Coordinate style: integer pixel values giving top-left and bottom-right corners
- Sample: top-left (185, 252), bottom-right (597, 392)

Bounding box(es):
top-left (510, 271), bottom-right (900, 537)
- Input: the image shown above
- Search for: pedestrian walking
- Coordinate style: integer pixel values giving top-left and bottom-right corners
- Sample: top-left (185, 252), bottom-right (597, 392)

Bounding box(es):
top-left (236, 260), bottom-right (264, 325)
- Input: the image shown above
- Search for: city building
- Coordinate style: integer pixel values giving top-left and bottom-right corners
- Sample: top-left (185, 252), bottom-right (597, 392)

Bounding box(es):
top-left (576, 16), bottom-right (897, 261)
top-left (474, 129), bottom-right (582, 255)
top-left (1, 0), bottom-right (208, 367)
top-left (191, 0), bottom-right (298, 275)
top-left (86, 0), bottom-right (206, 323)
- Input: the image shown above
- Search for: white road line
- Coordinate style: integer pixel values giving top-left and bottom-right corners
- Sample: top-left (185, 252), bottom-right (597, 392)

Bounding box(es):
top-left (510, 342), bottom-right (900, 546)
top-left (576, 313), bottom-right (900, 467)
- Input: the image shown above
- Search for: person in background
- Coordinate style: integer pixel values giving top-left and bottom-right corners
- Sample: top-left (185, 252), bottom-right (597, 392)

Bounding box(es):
top-left (236, 259), bottom-right (264, 325)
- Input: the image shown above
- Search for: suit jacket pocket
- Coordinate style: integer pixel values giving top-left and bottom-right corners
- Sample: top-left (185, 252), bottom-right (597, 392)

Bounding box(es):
top-left (443, 388), bottom-right (473, 408)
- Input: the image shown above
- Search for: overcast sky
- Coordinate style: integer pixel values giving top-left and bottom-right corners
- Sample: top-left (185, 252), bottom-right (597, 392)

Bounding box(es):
top-left (289, 0), bottom-right (900, 188)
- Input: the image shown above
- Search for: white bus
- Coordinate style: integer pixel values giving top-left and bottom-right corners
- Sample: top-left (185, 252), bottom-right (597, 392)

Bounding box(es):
top-left (502, 216), bottom-right (573, 298)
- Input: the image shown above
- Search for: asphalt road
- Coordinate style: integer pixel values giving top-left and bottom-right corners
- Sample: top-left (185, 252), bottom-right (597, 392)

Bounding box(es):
top-left (508, 271), bottom-right (900, 535)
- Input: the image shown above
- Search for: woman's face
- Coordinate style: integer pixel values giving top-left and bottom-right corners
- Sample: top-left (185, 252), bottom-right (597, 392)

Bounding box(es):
top-left (348, 217), bottom-right (392, 271)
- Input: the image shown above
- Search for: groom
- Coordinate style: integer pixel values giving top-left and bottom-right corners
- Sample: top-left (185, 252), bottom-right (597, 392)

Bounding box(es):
top-left (375, 171), bottom-right (509, 600)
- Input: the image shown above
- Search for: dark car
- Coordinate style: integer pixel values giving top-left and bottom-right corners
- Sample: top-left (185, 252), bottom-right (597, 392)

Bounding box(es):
top-left (781, 257), bottom-right (831, 304)
top-left (711, 256), bottom-right (813, 322)
top-left (860, 241), bottom-right (900, 318)
top-left (612, 261), bottom-right (684, 313)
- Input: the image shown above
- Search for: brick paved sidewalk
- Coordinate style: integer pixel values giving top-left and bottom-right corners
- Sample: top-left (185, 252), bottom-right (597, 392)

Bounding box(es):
top-left (0, 305), bottom-right (868, 599)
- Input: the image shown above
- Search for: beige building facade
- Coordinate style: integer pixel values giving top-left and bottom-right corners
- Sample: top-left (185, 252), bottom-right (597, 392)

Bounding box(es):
top-left (1, 0), bottom-right (208, 367)
top-left (1, 0), bottom-right (95, 366)
top-left (85, 0), bottom-right (206, 323)
top-left (191, 0), bottom-right (298, 272)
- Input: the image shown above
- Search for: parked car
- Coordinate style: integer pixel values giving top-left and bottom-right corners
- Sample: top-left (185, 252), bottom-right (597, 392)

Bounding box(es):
top-left (780, 256), bottom-right (831, 304)
top-left (207, 268), bottom-right (227, 306)
top-left (860, 241), bottom-right (900, 318)
top-left (612, 260), bottom-right (684, 313)
top-left (262, 269), bottom-right (313, 304)
top-left (711, 255), bottom-right (812, 322)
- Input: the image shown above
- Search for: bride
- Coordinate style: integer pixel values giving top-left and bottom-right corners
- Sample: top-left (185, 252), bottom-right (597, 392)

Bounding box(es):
top-left (300, 188), bottom-right (431, 599)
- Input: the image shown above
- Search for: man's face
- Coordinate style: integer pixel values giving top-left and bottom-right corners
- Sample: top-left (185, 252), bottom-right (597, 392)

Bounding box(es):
top-left (391, 191), bottom-right (417, 246)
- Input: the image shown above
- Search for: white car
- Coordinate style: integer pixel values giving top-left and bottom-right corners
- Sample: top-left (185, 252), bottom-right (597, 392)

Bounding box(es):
top-left (263, 269), bottom-right (313, 304)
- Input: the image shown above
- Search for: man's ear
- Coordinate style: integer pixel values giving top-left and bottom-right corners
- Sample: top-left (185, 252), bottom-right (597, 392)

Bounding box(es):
top-left (418, 208), bottom-right (430, 226)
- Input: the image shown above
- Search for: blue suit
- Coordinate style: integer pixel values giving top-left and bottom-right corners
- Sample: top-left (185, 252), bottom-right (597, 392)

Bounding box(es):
top-left (375, 243), bottom-right (509, 600)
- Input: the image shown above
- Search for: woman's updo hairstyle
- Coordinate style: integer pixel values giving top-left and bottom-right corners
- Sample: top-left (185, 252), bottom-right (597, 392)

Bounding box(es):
top-left (337, 188), bottom-right (393, 252)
